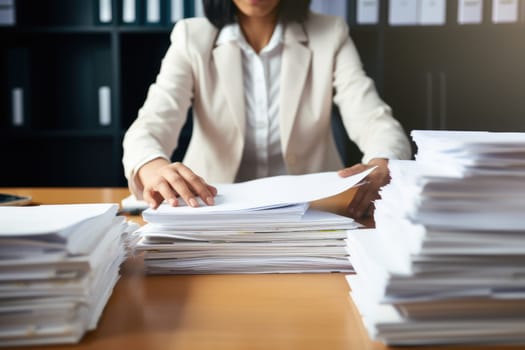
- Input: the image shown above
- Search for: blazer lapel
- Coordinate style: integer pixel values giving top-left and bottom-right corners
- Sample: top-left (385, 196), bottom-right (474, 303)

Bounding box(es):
top-left (279, 22), bottom-right (311, 154)
top-left (213, 43), bottom-right (245, 137)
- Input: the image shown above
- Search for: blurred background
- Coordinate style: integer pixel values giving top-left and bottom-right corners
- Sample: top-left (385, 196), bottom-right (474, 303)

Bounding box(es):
top-left (1, 0), bottom-right (524, 187)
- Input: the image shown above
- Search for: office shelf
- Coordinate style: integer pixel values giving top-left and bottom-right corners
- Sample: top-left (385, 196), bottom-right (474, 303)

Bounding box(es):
top-left (0, 0), bottom-right (199, 186)
top-left (0, 26), bottom-right (114, 34)
top-left (1, 0), bottom-right (525, 186)
top-left (118, 27), bottom-right (173, 33)
top-left (1, 129), bottom-right (115, 139)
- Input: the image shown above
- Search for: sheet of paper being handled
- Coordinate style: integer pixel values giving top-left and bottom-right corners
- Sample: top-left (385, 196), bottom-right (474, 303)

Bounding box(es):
top-left (120, 168), bottom-right (376, 215)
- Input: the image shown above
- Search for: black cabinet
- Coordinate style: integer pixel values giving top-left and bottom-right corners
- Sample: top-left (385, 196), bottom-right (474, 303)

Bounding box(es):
top-left (381, 1), bottom-right (525, 137)
top-left (445, 26), bottom-right (525, 131)
top-left (2, 0), bottom-right (525, 186)
top-left (0, 0), bottom-right (198, 186)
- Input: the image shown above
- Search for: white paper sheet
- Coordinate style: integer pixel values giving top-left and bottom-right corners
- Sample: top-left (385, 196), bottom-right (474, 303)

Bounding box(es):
top-left (357, 0), bottom-right (379, 24)
top-left (143, 168), bottom-right (375, 217)
top-left (0, 204), bottom-right (118, 236)
top-left (389, 0), bottom-right (418, 26)
top-left (458, 0), bottom-right (483, 24)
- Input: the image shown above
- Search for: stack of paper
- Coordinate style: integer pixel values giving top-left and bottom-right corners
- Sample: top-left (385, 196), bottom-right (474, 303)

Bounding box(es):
top-left (347, 130), bottom-right (525, 346)
top-left (133, 170), bottom-right (373, 274)
top-left (0, 204), bottom-right (138, 347)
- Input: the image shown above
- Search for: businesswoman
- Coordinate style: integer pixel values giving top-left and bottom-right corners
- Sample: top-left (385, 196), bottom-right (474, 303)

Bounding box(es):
top-left (123, 0), bottom-right (411, 219)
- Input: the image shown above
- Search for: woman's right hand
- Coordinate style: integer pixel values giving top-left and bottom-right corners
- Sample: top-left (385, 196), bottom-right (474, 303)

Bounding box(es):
top-left (137, 158), bottom-right (217, 209)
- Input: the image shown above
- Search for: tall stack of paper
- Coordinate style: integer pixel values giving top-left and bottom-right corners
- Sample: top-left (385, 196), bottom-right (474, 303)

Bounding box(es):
top-left (0, 204), bottom-right (138, 347)
top-left (347, 130), bottom-right (525, 345)
top-left (133, 170), bottom-right (374, 274)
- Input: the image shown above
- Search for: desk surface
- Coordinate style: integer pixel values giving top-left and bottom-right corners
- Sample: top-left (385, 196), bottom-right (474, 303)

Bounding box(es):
top-left (1, 188), bottom-right (521, 350)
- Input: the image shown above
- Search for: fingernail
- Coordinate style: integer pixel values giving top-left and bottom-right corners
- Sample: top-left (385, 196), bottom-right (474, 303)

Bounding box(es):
top-left (168, 198), bottom-right (177, 206)
top-left (206, 196), bottom-right (214, 205)
top-left (149, 202), bottom-right (156, 209)
top-left (189, 198), bottom-right (198, 207)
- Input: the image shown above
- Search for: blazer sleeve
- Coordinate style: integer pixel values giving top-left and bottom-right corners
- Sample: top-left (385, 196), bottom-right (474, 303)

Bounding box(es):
top-left (331, 17), bottom-right (412, 163)
top-left (122, 20), bottom-right (194, 196)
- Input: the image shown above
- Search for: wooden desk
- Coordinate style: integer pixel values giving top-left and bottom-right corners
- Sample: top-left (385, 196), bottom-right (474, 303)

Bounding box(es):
top-left (1, 188), bottom-right (521, 350)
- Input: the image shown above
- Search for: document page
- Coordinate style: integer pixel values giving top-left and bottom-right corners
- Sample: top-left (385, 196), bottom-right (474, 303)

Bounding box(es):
top-left (145, 168), bottom-right (375, 216)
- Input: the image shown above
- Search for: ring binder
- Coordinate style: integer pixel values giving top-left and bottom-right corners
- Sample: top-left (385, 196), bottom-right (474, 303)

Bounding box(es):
top-left (11, 88), bottom-right (24, 127)
top-left (98, 0), bottom-right (113, 24)
top-left (458, 0), bottom-right (483, 24)
top-left (145, 0), bottom-right (162, 24)
top-left (492, 0), bottom-right (518, 23)
top-left (122, 0), bottom-right (137, 23)
top-left (169, 0), bottom-right (184, 23)
top-left (193, 0), bottom-right (204, 17)
top-left (356, 0), bottom-right (379, 25)
top-left (0, 0), bottom-right (15, 26)
top-left (388, 0), bottom-right (418, 26)
top-left (98, 86), bottom-right (111, 126)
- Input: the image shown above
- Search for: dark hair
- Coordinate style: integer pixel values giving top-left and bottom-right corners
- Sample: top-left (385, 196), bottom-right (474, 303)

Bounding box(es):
top-left (202, 0), bottom-right (311, 29)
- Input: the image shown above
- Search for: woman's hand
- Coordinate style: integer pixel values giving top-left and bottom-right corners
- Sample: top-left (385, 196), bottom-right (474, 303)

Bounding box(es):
top-left (337, 158), bottom-right (390, 219)
top-left (137, 158), bottom-right (217, 209)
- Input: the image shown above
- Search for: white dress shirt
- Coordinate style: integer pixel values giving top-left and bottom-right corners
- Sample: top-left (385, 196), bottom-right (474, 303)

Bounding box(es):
top-left (216, 22), bottom-right (287, 182)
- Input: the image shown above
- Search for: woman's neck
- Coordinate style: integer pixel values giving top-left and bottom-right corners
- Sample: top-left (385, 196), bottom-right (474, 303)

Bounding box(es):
top-left (237, 12), bottom-right (278, 53)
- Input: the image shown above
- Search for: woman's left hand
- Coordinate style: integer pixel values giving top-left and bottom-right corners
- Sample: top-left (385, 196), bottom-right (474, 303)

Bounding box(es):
top-left (337, 158), bottom-right (390, 219)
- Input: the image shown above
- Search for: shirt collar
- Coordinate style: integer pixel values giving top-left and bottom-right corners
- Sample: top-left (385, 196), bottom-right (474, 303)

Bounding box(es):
top-left (216, 22), bottom-right (283, 54)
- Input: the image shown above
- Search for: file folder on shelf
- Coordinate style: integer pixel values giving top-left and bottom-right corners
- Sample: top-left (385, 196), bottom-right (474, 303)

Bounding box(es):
top-left (0, 0), bottom-right (15, 26)
top-left (458, 0), bottom-right (483, 24)
top-left (144, 0), bottom-right (163, 24)
top-left (97, 0), bottom-right (113, 24)
top-left (168, 0), bottom-right (185, 23)
top-left (492, 0), bottom-right (518, 23)
top-left (11, 88), bottom-right (24, 127)
top-left (388, 0), bottom-right (418, 26)
top-left (310, 0), bottom-right (348, 19)
top-left (98, 86), bottom-right (111, 126)
top-left (193, 0), bottom-right (204, 17)
top-left (6, 48), bottom-right (30, 128)
top-left (121, 0), bottom-right (141, 24)
top-left (356, 0), bottom-right (379, 25)
top-left (418, 0), bottom-right (446, 25)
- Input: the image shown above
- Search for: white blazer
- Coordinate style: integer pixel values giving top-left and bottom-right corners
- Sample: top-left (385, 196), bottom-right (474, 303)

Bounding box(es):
top-left (123, 12), bottom-right (411, 197)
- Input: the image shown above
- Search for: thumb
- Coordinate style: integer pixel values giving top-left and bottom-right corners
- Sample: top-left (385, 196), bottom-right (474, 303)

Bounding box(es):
top-left (338, 163), bottom-right (367, 178)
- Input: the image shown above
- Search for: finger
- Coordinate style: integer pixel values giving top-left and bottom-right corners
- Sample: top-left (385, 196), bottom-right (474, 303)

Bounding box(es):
top-left (365, 202), bottom-right (375, 218)
top-left (348, 183), bottom-right (379, 219)
top-left (338, 163), bottom-right (367, 178)
top-left (155, 181), bottom-right (179, 207)
top-left (354, 190), bottom-right (377, 218)
top-left (207, 185), bottom-right (218, 197)
top-left (143, 188), bottom-right (163, 209)
top-left (348, 186), bottom-right (367, 217)
top-left (151, 191), bottom-right (166, 207)
top-left (357, 182), bottom-right (382, 217)
top-left (163, 171), bottom-right (199, 207)
top-left (175, 164), bottom-right (216, 206)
